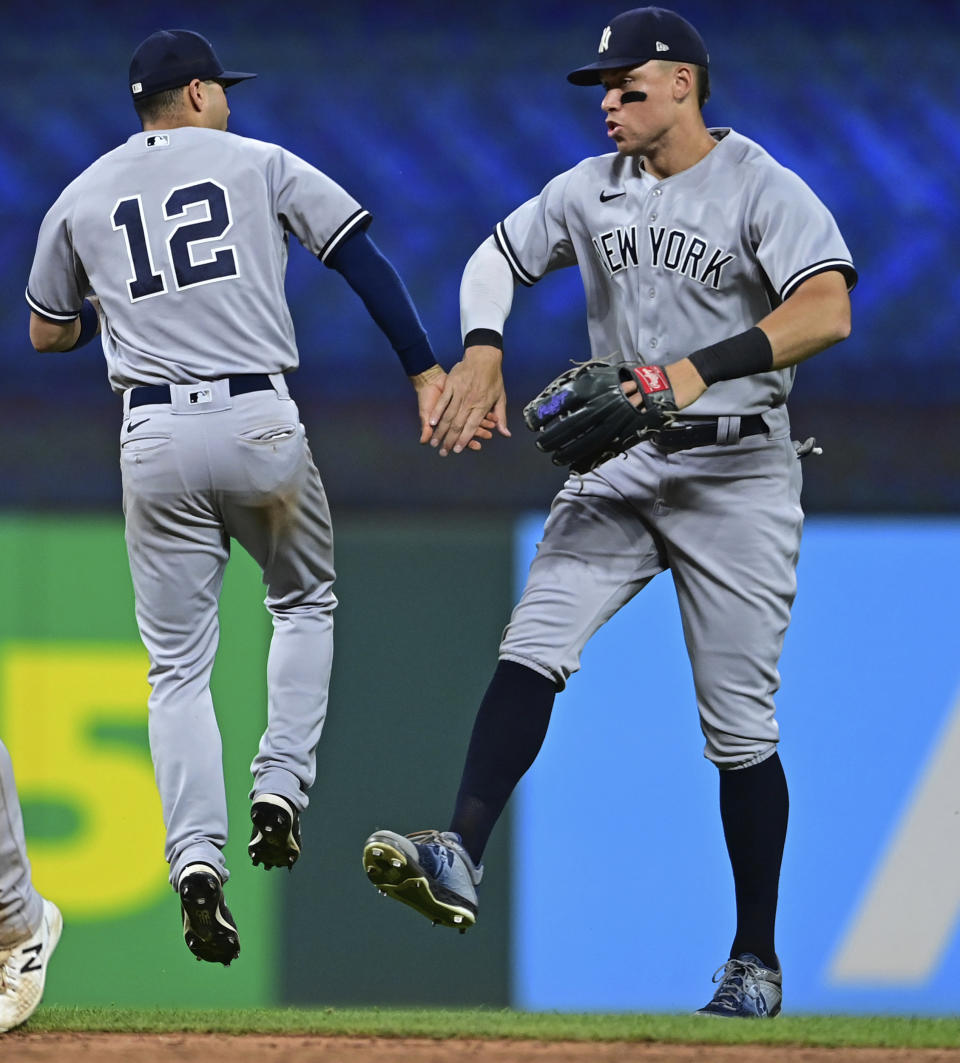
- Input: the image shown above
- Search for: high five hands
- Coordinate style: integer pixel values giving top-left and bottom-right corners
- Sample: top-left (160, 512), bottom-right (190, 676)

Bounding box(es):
top-left (412, 346), bottom-right (511, 455)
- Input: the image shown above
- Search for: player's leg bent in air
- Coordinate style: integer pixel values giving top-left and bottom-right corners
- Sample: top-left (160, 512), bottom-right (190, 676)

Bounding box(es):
top-left (221, 400), bottom-right (337, 875)
top-left (364, 470), bottom-right (655, 932)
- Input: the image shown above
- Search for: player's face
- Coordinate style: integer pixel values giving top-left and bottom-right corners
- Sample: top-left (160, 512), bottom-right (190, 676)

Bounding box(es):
top-left (600, 63), bottom-right (675, 155)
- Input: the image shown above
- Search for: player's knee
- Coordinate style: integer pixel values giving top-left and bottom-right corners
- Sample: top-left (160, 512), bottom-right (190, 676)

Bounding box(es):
top-left (703, 738), bottom-right (778, 769)
top-left (497, 652), bottom-right (569, 691)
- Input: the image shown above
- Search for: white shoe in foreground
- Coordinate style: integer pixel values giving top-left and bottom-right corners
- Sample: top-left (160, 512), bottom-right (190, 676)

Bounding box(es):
top-left (0, 899), bottom-right (63, 1033)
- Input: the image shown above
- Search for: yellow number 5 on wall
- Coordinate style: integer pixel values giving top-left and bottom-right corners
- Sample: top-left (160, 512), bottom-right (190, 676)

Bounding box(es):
top-left (0, 643), bottom-right (168, 916)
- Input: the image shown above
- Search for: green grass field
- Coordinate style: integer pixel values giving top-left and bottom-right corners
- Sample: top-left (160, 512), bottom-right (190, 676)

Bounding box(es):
top-left (21, 1007), bottom-right (960, 1048)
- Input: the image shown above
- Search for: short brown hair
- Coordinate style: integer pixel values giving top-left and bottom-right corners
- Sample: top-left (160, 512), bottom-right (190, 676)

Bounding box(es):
top-left (133, 85), bottom-right (185, 126)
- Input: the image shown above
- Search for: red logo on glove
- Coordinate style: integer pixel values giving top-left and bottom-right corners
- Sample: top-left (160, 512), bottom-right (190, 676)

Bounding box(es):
top-left (633, 365), bottom-right (670, 394)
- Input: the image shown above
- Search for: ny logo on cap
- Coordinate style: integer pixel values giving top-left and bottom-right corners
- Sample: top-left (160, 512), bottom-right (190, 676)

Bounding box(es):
top-left (598, 25), bottom-right (612, 53)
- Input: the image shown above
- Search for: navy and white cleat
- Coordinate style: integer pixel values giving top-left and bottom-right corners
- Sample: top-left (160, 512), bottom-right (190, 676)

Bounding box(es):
top-left (362, 829), bottom-right (482, 933)
top-left (696, 952), bottom-right (782, 1018)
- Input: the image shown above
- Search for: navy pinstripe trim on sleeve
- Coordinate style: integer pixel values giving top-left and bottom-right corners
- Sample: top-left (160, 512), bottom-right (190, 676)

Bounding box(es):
top-left (493, 222), bottom-right (537, 287)
top-left (781, 260), bottom-right (858, 300)
top-left (318, 209), bottom-right (373, 264)
top-left (25, 288), bottom-right (80, 323)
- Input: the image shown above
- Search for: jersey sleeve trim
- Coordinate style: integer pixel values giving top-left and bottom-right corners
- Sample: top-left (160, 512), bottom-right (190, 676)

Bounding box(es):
top-left (781, 260), bottom-right (858, 300)
top-left (493, 222), bottom-right (538, 287)
top-left (318, 208), bottom-right (373, 264)
top-left (25, 288), bottom-right (80, 323)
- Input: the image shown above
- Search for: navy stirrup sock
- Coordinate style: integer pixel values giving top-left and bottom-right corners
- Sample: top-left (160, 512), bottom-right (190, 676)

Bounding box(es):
top-left (719, 751), bottom-right (789, 972)
top-left (449, 660), bottom-right (557, 863)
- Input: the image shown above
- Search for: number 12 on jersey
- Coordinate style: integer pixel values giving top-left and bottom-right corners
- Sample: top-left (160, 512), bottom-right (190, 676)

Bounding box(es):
top-left (111, 179), bottom-right (239, 302)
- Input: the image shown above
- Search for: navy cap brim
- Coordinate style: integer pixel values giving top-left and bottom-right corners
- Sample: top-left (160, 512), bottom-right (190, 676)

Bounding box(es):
top-left (216, 70), bottom-right (257, 87)
top-left (567, 56), bottom-right (653, 85)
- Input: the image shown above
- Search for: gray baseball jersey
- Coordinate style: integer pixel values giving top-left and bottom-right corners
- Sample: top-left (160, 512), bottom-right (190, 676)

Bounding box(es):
top-left (27, 127), bottom-right (369, 391)
top-left (26, 126), bottom-right (366, 889)
top-left (493, 128), bottom-right (856, 416)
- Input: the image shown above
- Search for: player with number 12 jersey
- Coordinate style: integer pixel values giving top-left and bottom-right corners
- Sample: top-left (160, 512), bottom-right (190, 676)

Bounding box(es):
top-left (27, 125), bottom-right (368, 389)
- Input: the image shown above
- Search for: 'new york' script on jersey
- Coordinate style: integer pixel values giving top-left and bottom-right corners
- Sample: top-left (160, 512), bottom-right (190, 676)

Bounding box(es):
top-left (592, 225), bottom-right (735, 289)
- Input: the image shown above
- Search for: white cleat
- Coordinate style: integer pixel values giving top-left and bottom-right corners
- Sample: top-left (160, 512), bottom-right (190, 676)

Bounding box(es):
top-left (0, 899), bottom-right (63, 1033)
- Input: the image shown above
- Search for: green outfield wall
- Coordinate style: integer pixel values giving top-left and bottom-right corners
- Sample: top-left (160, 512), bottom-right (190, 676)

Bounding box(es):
top-left (0, 514), bottom-right (514, 1007)
top-left (281, 518), bottom-right (515, 1006)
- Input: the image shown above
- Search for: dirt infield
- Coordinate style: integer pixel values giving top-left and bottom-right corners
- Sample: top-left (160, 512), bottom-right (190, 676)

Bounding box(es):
top-left (9, 1035), bottom-right (960, 1062)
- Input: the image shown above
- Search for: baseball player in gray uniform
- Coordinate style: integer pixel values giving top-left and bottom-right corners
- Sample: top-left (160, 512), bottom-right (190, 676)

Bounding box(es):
top-left (0, 741), bottom-right (61, 1031)
top-left (26, 29), bottom-right (473, 966)
top-left (363, 7), bottom-right (855, 1016)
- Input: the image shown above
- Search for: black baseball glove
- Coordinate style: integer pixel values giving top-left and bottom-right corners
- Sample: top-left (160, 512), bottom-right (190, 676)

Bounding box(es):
top-left (522, 361), bottom-right (678, 474)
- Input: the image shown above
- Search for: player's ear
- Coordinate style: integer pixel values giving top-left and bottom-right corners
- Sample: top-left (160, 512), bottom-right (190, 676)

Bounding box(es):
top-left (671, 63), bottom-right (695, 103)
top-left (185, 79), bottom-right (204, 112)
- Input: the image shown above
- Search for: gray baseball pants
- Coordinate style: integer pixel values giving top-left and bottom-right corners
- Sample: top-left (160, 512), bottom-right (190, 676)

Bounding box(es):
top-left (121, 376), bottom-right (336, 887)
top-left (499, 413), bottom-right (803, 767)
top-left (0, 739), bottom-right (43, 947)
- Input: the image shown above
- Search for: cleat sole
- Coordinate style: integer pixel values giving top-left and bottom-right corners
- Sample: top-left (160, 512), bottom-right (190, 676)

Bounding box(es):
top-left (249, 798), bottom-right (301, 871)
top-left (362, 839), bottom-right (476, 931)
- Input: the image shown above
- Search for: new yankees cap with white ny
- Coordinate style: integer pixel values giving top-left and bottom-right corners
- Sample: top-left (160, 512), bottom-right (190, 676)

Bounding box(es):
top-left (567, 6), bottom-right (709, 85)
top-left (129, 29), bottom-right (257, 99)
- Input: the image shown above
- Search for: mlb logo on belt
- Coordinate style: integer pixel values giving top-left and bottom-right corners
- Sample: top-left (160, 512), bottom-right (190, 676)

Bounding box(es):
top-left (634, 365), bottom-right (670, 393)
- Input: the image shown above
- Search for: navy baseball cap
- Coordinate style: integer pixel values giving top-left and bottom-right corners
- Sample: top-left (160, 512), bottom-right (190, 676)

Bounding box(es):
top-left (129, 29), bottom-right (256, 99)
top-left (567, 7), bottom-right (708, 85)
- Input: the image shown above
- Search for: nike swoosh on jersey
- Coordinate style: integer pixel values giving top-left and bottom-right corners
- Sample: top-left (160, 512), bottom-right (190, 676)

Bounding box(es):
top-left (126, 418), bottom-right (150, 433)
top-left (599, 190), bottom-right (626, 202)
